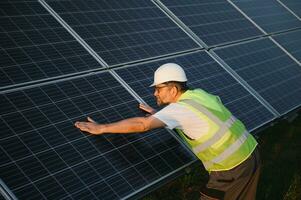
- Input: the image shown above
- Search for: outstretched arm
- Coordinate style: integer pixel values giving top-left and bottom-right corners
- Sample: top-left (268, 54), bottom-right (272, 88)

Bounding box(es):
top-left (74, 116), bottom-right (165, 135)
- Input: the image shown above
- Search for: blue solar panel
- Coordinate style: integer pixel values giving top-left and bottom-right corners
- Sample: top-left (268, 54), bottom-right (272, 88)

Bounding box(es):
top-left (214, 38), bottom-right (301, 115)
top-left (279, 0), bottom-right (301, 18)
top-left (115, 51), bottom-right (275, 131)
top-left (1, 0), bottom-right (300, 199)
top-left (0, 72), bottom-right (194, 199)
top-left (0, 0), bottom-right (102, 89)
top-left (231, 0), bottom-right (301, 33)
top-left (45, 0), bottom-right (200, 66)
top-left (158, 0), bottom-right (263, 47)
top-left (273, 29), bottom-right (301, 62)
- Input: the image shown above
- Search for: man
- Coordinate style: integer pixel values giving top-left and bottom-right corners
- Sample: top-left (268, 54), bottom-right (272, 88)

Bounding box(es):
top-left (75, 63), bottom-right (261, 200)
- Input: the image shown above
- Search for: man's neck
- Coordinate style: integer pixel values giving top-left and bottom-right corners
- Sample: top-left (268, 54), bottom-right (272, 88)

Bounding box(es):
top-left (173, 90), bottom-right (186, 102)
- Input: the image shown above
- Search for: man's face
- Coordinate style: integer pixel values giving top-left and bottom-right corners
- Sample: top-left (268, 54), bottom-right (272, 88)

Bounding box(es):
top-left (153, 83), bottom-right (174, 106)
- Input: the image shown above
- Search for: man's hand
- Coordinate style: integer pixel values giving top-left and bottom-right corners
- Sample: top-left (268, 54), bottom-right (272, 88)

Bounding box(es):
top-left (139, 103), bottom-right (156, 115)
top-left (74, 117), bottom-right (103, 135)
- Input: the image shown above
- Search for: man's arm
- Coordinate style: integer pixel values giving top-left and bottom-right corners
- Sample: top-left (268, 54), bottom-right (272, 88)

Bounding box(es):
top-left (74, 116), bottom-right (165, 135)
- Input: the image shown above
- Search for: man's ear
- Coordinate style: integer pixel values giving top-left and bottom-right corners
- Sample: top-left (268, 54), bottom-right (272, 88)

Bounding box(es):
top-left (172, 85), bottom-right (180, 97)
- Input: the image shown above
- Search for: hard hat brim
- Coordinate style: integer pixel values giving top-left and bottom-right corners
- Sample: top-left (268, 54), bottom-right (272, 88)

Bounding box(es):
top-left (149, 82), bottom-right (156, 87)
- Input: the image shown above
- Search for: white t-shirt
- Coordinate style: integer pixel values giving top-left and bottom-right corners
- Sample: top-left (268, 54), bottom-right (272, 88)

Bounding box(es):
top-left (152, 103), bottom-right (209, 140)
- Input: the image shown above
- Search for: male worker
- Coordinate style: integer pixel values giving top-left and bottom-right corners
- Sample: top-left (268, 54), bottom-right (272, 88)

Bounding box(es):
top-left (75, 63), bottom-right (261, 200)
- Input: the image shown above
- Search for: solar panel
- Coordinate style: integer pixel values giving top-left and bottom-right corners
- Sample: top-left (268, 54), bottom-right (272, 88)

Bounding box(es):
top-left (0, 0), bottom-right (102, 89)
top-left (115, 51), bottom-right (275, 131)
top-left (0, 72), bottom-right (194, 200)
top-left (273, 29), bottom-right (301, 63)
top-left (231, 0), bottom-right (301, 33)
top-left (279, 0), bottom-right (301, 18)
top-left (213, 38), bottom-right (301, 115)
top-left (158, 0), bottom-right (263, 47)
top-left (45, 0), bottom-right (200, 66)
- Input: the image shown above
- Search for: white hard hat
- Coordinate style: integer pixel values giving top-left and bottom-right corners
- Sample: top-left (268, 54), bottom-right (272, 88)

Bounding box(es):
top-left (150, 63), bottom-right (187, 87)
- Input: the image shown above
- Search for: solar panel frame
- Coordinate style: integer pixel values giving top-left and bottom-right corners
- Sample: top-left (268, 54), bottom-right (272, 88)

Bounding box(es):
top-left (0, 70), bottom-right (195, 200)
top-left (231, 0), bottom-right (301, 34)
top-left (1, 178), bottom-right (17, 200)
top-left (272, 29), bottom-right (301, 64)
top-left (0, 0), bottom-right (103, 89)
top-left (114, 50), bottom-right (276, 132)
top-left (278, 0), bottom-right (301, 19)
top-left (43, 0), bottom-right (201, 67)
top-left (213, 38), bottom-right (301, 115)
top-left (156, 0), bottom-right (263, 47)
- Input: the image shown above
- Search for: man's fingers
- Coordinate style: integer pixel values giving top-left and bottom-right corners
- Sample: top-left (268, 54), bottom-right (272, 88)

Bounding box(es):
top-left (87, 117), bottom-right (96, 123)
top-left (139, 103), bottom-right (144, 109)
top-left (139, 103), bottom-right (149, 111)
top-left (75, 122), bottom-right (90, 132)
top-left (75, 122), bottom-right (86, 128)
top-left (139, 103), bottom-right (155, 114)
top-left (75, 121), bottom-right (101, 134)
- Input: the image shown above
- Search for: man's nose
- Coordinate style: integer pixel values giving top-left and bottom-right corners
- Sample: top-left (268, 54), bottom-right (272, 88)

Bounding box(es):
top-left (154, 89), bottom-right (158, 96)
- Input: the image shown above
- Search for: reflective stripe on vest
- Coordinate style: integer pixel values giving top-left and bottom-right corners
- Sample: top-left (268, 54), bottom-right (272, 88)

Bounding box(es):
top-left (179, 98), bottom-right (253, 171)
top-left (202, 130), bottom-right (249, 169)
top-left (192, 116), bottom-right (236, 154)
top-left (180, 99), bottom-right (238, 154)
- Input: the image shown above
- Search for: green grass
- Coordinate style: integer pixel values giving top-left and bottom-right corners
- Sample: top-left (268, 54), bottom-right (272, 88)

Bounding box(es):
top-left (142, 112), bottom-right (301, 200)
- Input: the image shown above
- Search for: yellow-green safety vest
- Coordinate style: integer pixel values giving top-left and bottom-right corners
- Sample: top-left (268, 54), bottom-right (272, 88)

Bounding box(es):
top-left (176, 89), bottom-right (257, 172)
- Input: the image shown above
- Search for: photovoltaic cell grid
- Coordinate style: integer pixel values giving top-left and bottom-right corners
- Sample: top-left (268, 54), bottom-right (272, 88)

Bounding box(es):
top-left (273, 30), bottom-right (301, 62)
top-left (115, 51), bottom-right (275, 131)
top-left (159, 0), bottom-right (263, 47)
top-left (45, 0), bottom-right (200, 66)
top-left (231, 0), bottom-right (301, 33)
top-left (0, 0), bottom-right (101, 89)
top-left (214, 38), bottom-right (301, 115)
top-left (0, 72), bottom-right (194, 200)
top-left (279, 0), bottom-right (301, 18)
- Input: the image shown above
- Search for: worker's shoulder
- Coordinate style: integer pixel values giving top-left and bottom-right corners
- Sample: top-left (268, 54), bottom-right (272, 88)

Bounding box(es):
top-left (157, 102), bottom-right (191, 114)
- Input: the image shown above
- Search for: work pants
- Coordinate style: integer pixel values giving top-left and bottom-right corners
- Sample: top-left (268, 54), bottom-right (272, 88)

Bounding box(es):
top-left (200, 147), bottom-right (261, 200)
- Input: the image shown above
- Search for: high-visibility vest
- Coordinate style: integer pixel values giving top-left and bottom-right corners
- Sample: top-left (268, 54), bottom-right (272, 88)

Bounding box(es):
top-left (176, 89), bottom-right (257, 172)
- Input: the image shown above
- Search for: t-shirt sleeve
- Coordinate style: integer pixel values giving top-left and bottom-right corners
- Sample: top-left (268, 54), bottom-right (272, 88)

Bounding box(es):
top-left (152, 103), bottom-right (183, 130)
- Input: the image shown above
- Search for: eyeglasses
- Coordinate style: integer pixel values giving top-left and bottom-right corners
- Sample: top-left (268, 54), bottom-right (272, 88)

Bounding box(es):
top-left (154, 84), bottom-right (170, 93)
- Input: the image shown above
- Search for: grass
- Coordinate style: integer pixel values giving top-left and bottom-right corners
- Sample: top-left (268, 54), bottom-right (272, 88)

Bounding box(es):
top-left (142, 111), bottom-right (301, 200)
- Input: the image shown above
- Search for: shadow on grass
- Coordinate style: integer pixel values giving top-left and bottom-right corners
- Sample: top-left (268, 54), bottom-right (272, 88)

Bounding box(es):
top-left (143, 111), bottom-right (301, 200)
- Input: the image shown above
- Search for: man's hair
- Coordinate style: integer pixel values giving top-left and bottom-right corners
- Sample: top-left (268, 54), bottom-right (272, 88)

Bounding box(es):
top-left (165, 81), bottom-right (189, 92)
